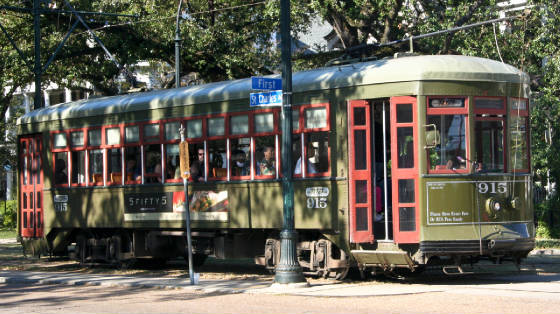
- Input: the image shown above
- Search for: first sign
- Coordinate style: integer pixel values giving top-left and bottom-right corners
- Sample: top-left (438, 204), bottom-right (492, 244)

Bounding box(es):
top-left (252, 77), bottom-right (282, 90)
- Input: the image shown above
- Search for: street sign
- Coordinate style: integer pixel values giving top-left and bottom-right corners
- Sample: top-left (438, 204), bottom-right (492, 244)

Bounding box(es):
top-left (252, 77), bottom-right (282, 90)
top-left (250, 90), bottom-right (282, 107)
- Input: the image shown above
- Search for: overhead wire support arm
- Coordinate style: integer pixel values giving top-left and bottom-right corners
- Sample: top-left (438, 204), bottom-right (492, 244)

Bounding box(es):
top-left (42, 20), bottom-right (80, 74)
top-left (0, 21), bottom-right (33, 72)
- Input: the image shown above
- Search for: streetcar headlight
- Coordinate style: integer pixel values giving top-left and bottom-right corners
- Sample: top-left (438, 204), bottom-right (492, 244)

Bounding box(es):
top-left (493, 201), bottom-right (501, 211)
top-left (485, 197), bottom-right (502, 216)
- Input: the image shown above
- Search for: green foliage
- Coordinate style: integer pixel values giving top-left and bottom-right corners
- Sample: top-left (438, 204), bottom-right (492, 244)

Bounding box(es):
top-left (0, 201), bottom-right (17, 230)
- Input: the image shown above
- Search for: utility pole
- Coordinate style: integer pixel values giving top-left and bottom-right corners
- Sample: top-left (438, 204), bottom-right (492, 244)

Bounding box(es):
top-left (274, 0), bottom-right (306, 285)
top-left (33, 0), bottom-right (42, 109)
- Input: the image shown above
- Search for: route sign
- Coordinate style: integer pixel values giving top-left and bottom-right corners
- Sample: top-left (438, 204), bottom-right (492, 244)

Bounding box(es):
top-left (250, 90), bottom-right (282, 107)
top-left (252, 77), bottom-right (282, 90)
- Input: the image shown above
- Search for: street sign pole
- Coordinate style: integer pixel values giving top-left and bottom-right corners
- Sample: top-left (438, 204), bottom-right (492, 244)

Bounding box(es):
top-left (274, 0), bottom-right (306, 284)
top-left (179, 126), bottom-right (195, 285)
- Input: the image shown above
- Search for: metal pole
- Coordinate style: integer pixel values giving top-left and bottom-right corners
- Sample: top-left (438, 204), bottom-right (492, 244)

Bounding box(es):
top-left (175, 0), bottom-right (183, 88)
top-left (33, 0), bottom-right (42, 110)
top-left (180, 127), bottom-right (195, 285)
top-left (274, 0), bottom-right (305, 284)
top-left (382, 101), bottom-right (389, 241)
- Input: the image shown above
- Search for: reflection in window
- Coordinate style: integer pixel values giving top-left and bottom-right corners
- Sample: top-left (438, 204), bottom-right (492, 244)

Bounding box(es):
top-left (427, 115), bottom-right (466, 170)
top-left (125, 126), bottom-right (139, 143)
top-left (54, 152), bottom-right (68, 185)
top-left (475, 120), bottom-right (504, 172)
top-left (397, 127), bottom-right (415, 169)
top-left (89, 149), bottom-right (103, 184)
top-left (106, 128), bottom-right (121, 145)
top-left (54, 133), bottom-right (67, 148)
top-left (255, 136), bottom-right (275, 176)
top-left (304, 107), bottom-right (327, 129)
top-left (71, 151), bottom-right (86, 184)
top-left (255, 113), bottom-right (274, 133)
top-left (208, 117), bottom-right (225, 137)
top-left (230, 138), bottom-right (251, 177)
top-left (231, 115), bottom-right (249, 135)
top-left (510, 116), bottom-right (528, 170)
top-left (165, 122), bottom-right (180, 141)
top-left (187, 119), bottom-right (202, 139)
top-left (71, 131), bottom-right (84, 147)
top-left (89, 129), bottom-right (102, 146)
top-left (144, 124), bottom-right (160, 143)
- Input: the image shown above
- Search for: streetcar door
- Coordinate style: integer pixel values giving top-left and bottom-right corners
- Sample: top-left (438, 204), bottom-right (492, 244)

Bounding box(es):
top-left (390, 96), bottom-right (419, 243)
top-left (348, 100), bottom-right (374, 243)
top-left (19, 135), bottom-right (44, 238)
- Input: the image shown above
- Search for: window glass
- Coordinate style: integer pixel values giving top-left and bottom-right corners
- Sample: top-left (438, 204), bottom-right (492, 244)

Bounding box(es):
top-left (231, 115), bottom-right (249, 135)
top-left (292, 134), bottom-right (302, 175)
top-left (89, 149), bottom-right (104, 184)
top-left (396, 104), bottom-right (412, 123)
top-left (511, 98), bottom-right (527, 110)
top-left (165, 122), bottom-right (181, 141)
top-left (144, 144), bottom-right (162, 183)
top-left (475, 120), bottom-right (504, 172)
top-left (427, 115), bottom-right (466, 170)
top-left (71, 151), bottom-right (86, 184)
top-left (53, 133), bottom-right (67, 148)
top-left (255, 136), bottom-right (276, 176)
top-left (354, 107), bottom-right (366, 126)
top-left (88, 129), bottom-right (101, 146)
top-left (71, 131), bottom-right (84, 147)
top-left (166, 144), bottom-right (181, 180)
top-left (397, 127), bottom-right (415, 169)
top-left (510, 116), bottom-right (529, 170)
top-left (475, 97), bottom-right (504, 110)
top-left (429, 97), bottom-right (465, 108)
top-left (304, 132), bottom-right (330, 174)
top-left (208, 117), bottom-right (224, 137)
top-left (54, 152), bottom-right (68, 185)
top-left (144, 124), bottom-right (160, 142)
top-left (107, 148), bottom-right (122, 184)
top-left (398, 179), bottom-right (415, 203)
top-left (399, 207), bottom-right (416, 231)
top-left (106, 128), bottom-right (121, 145)
top-left (255, 113), bottom-right (274, 133)
top-left (125, 125), bottom-right (139, 143)
top-left (187, 119), bottom-right (202, 138)
top-left (125, 147), bottom-right (141, 183)
top-left (304, 107), bottom-right (327, 129)
top-left (230, 138), bottom-right (251, 177)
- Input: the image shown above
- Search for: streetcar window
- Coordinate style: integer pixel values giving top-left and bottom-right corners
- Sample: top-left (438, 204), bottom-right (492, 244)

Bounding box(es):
top-left (399, 207), bottom-right (416, 232)
top-left (255, 136), bottom-right (276, 177)
top-left (397, 127), bottom-right (415, 169)
top-left (292, 134), bottom-right (302, 176)
top-left (255, 113), bottom-right (274, 133)
top-left (474, 97), bottom-right (504, 110)
top-left (426, 115), bottom-right (467, 171)
top-left (165, 122), bottom-right (181, 141)
top-left (304, 107), bottom-right (327, 129)
top-left (53, 133), bottom-right (67, 148)
top-left (186, 119), bottom-right (202, 139)
top-left (230, 115), bottom-right (249, 135)
top-left (165, 144), bottom-right (181, 181)
top-left (143, 124), bottom-right (160, 143)
top-left (292, 110), bottom-right (300, 131)
top-left (208, 117), bottom-right (225, 137)
top-left (125, 125), bottom-right (139, 143)
top-left (107, 148), bottom-right (122, 184)
top-left (511, 98), bottom-right (527, 110)
top-left (88, 129), bottom-right (102, 146)
top-left (429, 97), bottom-right (465, 108)
top-left (396, 104), bottom-right (413, 123)
top-left (89, 149), bottom-right (103, 185)
top-left (106, 128), bottom-right (121, 145)
top-left (144, 144), bottom-right (162, 183)
top-left (510, 115), bottom-right (529, 171)
top-left (54, 152), bottom-right (68, 185)
top-left (71, 151), bottom-right (86, 185)
top-left (70, 131), bottom-right (84, 147)
top-left (190, 143), bottom-right (207, 181)
top-left (230, 138), bottom-right (251, 178)
top-left (474, 120), bottom-right (504, 172)
top-left (125, 147), bottom-right (141, 183)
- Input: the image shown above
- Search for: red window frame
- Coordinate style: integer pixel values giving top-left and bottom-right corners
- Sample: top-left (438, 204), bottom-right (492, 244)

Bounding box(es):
top-left (87, 127), bottom-right (105, 186)
top-left (139, 121), bottom-right (163, 184)
top-left (205, 113), bottom-right (227, 181)
top-left (163, 119), bottom-right (183, 183)
top-left (426, 96), bottom-right (470, 174)
top-left (252, 109), bottom-right (279, 180)
top-left (122, 123), bottom-right (142, 185)
top-left (68, 128), bottom-right (87, 187)
top-left (509, 97), bottom-right (530, 173)
top-left (51, 131), bottom-right (69, 187)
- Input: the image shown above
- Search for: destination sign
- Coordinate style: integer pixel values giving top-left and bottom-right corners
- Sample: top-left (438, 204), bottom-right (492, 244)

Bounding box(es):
top-left (251, 77), bottom-right (282, 90)
top-left (250, 90), bottom-right (282, 107)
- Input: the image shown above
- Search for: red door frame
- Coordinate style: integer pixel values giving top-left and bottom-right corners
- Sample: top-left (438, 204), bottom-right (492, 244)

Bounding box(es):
top-left (390, 96), bottom-right (420, 243)
top-left (348, 100), bottom-right (374, 243)
top-left (19, 135), bottom-right (44, 238)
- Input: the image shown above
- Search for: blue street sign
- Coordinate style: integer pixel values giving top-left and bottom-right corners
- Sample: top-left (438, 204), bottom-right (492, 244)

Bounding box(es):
top-left (252, 77), bottom-right (282, 90)
top-left (250, 90), bottom-right (283, 107)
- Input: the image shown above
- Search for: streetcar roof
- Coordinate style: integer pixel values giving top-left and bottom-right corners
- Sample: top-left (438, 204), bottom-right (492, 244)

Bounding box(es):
top-left (18, 55), bottom-right (529, 124)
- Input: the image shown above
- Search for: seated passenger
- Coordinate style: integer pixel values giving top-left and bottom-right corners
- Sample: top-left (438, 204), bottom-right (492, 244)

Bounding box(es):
top-left (259, 146), bottom-right (275, 176)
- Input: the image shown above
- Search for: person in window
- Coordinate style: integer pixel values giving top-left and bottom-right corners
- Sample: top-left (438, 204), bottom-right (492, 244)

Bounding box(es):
top-left (294, 143), bottom-right (317, 175)
top-left (259, 146), bottom-right (275, 176)
top-left (190, 148), bottom-right (205, 182)
top-left (54, 159), bottom-right (68, 185)
top-left (126, 157), bottom-right (141, 181)
top-left (232, 150), bottom-right (249, 176)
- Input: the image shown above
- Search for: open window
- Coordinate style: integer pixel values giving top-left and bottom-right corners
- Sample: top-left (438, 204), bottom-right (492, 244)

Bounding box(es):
top-left (474, 97), bottom-right (506, 173)
top-left (510, 98), bottom-right (530, 172)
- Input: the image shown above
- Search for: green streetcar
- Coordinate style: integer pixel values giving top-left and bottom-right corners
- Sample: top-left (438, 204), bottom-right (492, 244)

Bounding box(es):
top-left (17, 54), bottom-right (534, 277)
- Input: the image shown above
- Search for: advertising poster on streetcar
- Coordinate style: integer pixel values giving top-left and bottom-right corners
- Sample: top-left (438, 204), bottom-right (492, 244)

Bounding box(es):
top-left (124, 190), bottom-right (228, 222)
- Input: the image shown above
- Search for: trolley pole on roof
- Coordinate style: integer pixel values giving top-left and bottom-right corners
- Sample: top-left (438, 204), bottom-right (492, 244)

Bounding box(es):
top-left (274, 0), bottom-right (306, 285)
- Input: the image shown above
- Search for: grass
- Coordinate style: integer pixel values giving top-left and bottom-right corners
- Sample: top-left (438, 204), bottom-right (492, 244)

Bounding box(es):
top-left (0, 228), bottom-right (16, 239)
